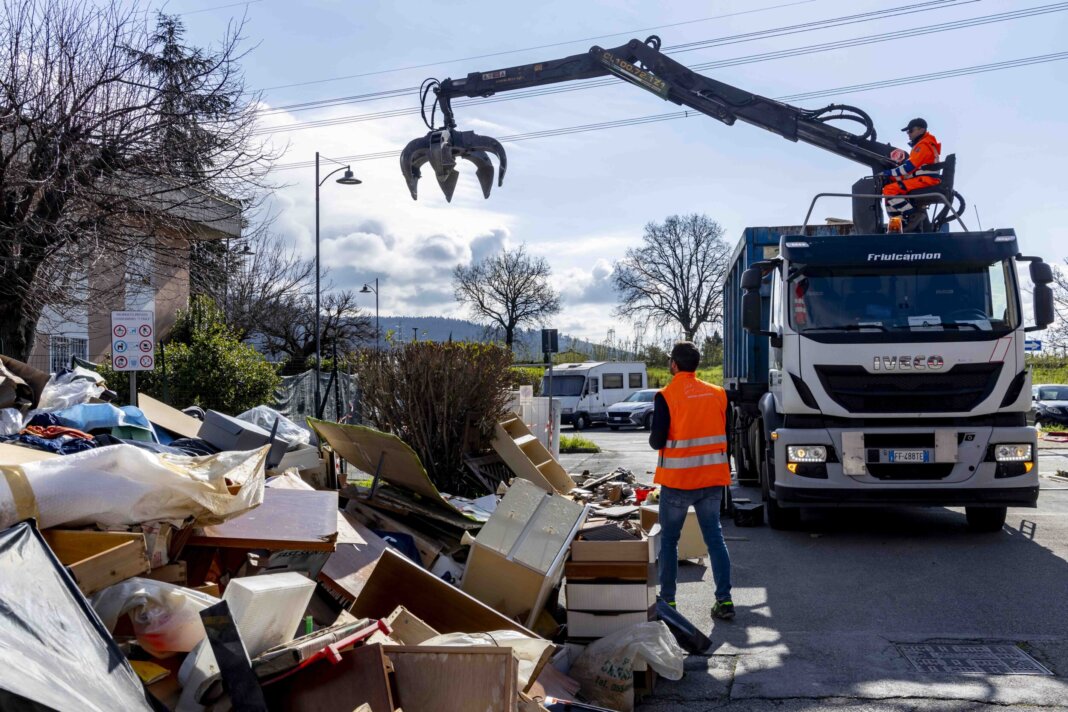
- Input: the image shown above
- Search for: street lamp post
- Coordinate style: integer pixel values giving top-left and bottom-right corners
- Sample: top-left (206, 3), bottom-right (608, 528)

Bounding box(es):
top-left (314, 151), bottom-right (361, 413)
top-left (359, 278), bottom-right (379, 352)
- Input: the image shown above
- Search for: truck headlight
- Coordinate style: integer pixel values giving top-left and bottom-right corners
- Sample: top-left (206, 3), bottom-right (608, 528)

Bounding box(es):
top-left (994, 444), bottom-right (1032, 462)
top-left (787, 445), bottom-right (827, 463)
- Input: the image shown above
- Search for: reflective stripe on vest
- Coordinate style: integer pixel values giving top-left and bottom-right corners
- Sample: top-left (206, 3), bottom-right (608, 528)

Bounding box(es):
top-left (658, 452), bottom-right (730, 469)
top-left (665, 434), bottom-right (727, 448)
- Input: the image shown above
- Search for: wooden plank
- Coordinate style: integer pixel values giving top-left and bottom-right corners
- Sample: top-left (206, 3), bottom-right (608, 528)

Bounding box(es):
top-left (137, 393), bottom-right (203, 439)
top-left (41, 530), bottom-right (150, 595)
top-left (189, 489), bottom-right (338, 552)
top-left (385, 646), bottom-right (517, 712)
top-left (350, 549), bottom-right (537, 637)
top-left (318, 512), bottom-right (390, 602)
top-left (264, 642), bottom-right (395, 712)
top-left (384, 606), bottom-right (439, 646)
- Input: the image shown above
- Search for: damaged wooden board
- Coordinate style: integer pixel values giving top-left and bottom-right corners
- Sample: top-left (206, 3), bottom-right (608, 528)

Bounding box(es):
top-left (348, 548), bottom-right (537, 637)
top-left (385, 645), bottom-right (517, 712)
top-left (318, 512), bottom-right (389, 601)
top-left (264, 641), bottom-right (395, 712)
top-left (42, 530), bottom-right (150, 596)
top-left (189, 489), bottom-right (338, 552)
top-left (309, 419), bottom-right (475, 520)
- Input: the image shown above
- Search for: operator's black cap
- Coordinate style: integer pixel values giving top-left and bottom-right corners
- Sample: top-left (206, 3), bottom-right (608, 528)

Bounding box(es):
top-left (901, 117), bottom-right (927, 132)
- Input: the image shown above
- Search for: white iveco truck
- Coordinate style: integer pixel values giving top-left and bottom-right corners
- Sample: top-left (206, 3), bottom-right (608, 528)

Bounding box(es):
top-left (724, 223), bottom-right (1055, 531)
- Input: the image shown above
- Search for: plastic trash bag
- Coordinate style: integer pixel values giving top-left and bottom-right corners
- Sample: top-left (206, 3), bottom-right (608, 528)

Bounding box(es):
top-left (0, 443), bottom-right (266, 530)
top-left (36, 374), bottom-right (105, 412)
top-left (92, 578), bottom-right (220, 658)
top-left (0, 408), bottom-right (22, 436)
top-left (569, 621), bottom-right (685, 711)
top-left (421, 630), bottom-right (553, 691)
top-left (237, 405), bottom-right (310, 449)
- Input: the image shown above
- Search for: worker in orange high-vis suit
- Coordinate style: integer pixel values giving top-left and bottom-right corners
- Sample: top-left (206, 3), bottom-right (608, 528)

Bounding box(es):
top-left (649, 341), bottom-right (734, 620)
top-left (881, 117), bottom-right (942, 221)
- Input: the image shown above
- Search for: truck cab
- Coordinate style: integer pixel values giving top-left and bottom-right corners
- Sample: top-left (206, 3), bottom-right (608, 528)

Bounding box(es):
top-left (724, 224), bottom-right (1054, 531)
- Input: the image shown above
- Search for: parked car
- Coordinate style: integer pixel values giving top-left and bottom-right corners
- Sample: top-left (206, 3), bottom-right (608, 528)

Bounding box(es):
top-left (606, 389), bottom-right (659, 430)
top-left (1032, 384), bottom-right (1068, 427)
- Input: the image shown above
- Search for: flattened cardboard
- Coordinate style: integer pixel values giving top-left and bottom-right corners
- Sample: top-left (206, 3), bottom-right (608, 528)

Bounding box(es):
top-left (137, 393), bottom-right (202, 439)
top-left (309, 419), bottom-right (473, 519)
top-left (640, 504), bottom-right (707, 560)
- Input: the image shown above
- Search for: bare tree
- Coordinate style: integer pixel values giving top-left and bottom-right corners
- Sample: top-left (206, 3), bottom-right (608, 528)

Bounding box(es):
top-left (1043, 261), bottom-right (1068, 351)
top-left (0, 1), bottom-right (273, 360)
top-left (453, 246), bottom-right (561, 349)
top-left (257, 290), bottom-right (373, 366)
top-left (613, 214), bottom-right (732, 341)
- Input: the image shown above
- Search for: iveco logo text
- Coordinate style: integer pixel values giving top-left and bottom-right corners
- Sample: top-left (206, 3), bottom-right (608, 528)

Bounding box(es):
top-left (867, 252), bottom-right (942, 262)
top-left (873, 355), bottom-right (944, 370)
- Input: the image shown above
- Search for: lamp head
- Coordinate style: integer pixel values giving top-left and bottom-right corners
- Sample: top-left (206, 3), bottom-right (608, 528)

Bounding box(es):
top-left (336, 168), bottom-right (362, 185)
top-left (360, 284), bottom-right (373, 294)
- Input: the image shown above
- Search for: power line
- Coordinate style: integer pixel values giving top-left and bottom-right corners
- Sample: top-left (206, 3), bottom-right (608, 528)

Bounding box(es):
top-left (258, 0), bottom-right (828, 92)
top-left (258, 0), bottom-right (969, 117)
top-left (268, 50), bottom-right (1068, 172)
top-left (170, 0), bottom-right (264, 16)
top-left (253, 1), bottom-right (1062, 137)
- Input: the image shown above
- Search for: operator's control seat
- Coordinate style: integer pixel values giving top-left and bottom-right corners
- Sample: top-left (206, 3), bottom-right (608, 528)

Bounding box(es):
top-left (905, 153), bottom-right (956, 213)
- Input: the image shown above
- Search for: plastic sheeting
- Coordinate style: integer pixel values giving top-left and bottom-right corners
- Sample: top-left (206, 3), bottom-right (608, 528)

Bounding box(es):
top-left (237, 405), bottom-right (311, 449)
top-left (0, 444), bottom-right (266, 530)
top-left (0, 520), bottom-right (155, 711)
top-left (92, 578), bottom-right (221, 658)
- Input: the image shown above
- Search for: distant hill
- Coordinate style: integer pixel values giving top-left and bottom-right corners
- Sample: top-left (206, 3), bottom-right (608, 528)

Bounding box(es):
top-left (376, 316), bottom-right (627, 361)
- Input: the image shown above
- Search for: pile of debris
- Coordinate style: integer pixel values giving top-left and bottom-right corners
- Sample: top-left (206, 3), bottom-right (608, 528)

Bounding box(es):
top-left (0, 356), bottom-right (701, 711)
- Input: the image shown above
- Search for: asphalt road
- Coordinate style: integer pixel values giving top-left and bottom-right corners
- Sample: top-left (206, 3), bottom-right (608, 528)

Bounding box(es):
top-left (559, 427), bottom-right (1068, 711)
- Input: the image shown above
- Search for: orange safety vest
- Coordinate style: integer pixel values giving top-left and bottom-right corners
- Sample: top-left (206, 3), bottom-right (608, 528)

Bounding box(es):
top-left (882, 132), bottom-right (942, 194)
top-left (654, 372), bottom-right (731, 489)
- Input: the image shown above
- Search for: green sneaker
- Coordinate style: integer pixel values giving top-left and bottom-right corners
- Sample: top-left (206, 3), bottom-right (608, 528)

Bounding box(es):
top-left (712, 600), bottom-right (736, 620)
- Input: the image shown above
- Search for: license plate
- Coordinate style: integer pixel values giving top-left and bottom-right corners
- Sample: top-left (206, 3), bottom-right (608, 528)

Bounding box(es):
top-left (883, 449), bottom-right (930, 463)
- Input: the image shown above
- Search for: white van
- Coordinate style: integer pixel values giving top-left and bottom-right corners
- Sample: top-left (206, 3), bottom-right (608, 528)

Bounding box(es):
top-left (541, 361), bottom-right (648, 430)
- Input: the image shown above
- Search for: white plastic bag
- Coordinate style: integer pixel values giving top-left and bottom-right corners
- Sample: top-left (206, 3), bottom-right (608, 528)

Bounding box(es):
top-left (0, 408), bottom-right (22, 436)
top-left (36, 374), bottom-right (104, 412)
top-left (92, 578), bottom-right (220, 658)
top-left (421, 631), bottom-right (553, 691)
top-left (237, 405), bottom-right (310, 449)
top-left (569, 621), bottom-right (686, 711)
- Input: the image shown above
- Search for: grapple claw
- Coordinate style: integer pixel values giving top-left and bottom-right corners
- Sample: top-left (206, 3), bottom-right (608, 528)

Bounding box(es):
top-left (399, 127), bottom-right (508, 201)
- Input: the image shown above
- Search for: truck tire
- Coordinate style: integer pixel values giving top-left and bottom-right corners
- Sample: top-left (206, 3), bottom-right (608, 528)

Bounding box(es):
top-left (965, 506), bottom-right (1007, 532)
top-left (761, 448), bottom-right (801, 530)
top-left (734, 435), bottom-right (759, 487)
top-left (573, 413), bottom-right (588, 431)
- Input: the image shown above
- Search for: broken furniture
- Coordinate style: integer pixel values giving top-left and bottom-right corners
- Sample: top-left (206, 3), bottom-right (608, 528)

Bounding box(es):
top-left (565, 530), bottom-right (658, 641)
top-left (462, 478), bottom-right (588, 628)
top-left (492, 411), bottom-right (573, 494)
top-left (42, 529), bottom-right (151, 596)
top-left (640, 503), bottom-right (708, 561)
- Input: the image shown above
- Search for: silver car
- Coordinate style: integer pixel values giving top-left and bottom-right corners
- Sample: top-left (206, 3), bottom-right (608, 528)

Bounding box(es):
top-left (606, 389), bottom-right (658, 430)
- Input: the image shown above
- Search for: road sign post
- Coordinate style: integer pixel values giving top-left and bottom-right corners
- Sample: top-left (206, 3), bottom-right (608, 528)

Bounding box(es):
top-left (111, 310), bottom-right (155, 407)
top-left (542, 328), bottom-right (559, 449)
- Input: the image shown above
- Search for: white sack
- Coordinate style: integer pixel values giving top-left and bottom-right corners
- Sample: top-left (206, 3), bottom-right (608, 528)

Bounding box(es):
top-left (0, 444), bottom-right (266, 530)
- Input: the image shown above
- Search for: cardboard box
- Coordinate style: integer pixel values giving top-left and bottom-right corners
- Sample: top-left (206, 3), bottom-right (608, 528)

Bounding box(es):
top-left (565, 581), bottom-right (655, 612)
top-left (640, 504), bottom-right (707, 560)
top-left (198, 410), bottom-right (287, 466)
top-left (567, 609), bottom-right (653, 639)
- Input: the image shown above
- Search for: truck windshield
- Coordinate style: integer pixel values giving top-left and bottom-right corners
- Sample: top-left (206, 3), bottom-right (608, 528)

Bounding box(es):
top-left (788, 260), bottom-right (1017, 333)
top-left (541, 375), bottom-right (585, 397)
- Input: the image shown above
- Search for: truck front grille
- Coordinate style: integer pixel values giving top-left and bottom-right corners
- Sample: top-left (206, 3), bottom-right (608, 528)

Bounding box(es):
top-left (814, 363), bottom-right (1002, 413)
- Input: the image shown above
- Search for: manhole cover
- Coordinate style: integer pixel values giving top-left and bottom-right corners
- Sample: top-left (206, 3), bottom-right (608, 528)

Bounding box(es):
top-left (896, 643), bottom-right (1053, 675)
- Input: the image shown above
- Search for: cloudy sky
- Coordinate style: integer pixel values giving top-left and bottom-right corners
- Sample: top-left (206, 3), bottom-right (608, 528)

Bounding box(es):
top-left (171, 0), bottom-right (1068, 343)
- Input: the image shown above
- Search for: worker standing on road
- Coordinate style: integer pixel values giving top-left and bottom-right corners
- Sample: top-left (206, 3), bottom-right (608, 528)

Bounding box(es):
top-left (649, 341), bottom-right (735, 620)
top-left (881, 118), bottom-right (942, 221)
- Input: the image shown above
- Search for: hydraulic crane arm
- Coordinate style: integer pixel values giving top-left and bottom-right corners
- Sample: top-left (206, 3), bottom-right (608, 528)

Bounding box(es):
top-left (401, 35), bottom-right (905, 202)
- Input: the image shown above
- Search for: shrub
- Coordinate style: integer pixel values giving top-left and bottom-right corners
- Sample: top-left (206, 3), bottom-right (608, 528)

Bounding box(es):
top-left (98, 296), bottom-right (280, 413)
top-left (354, 341), bottom-right (515, 496)
top-left (559, 434), bottom-right (601, 453)
top-left (510, 366), bottom-right (545, 395)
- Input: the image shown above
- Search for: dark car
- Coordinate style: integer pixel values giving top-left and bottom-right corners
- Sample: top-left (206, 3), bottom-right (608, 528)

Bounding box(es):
top-left (1033, 384), bottom-right (1068, 427)
top-left (606, 389), bottom-right (658, 430)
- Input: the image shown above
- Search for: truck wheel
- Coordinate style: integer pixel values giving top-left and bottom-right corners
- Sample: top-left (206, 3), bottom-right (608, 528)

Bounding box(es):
top-left (734, 437), bottom-right (759, 487)
top-left (965, 506), bottom-right (1007, 532)
top-left (761, 453), bottom-right (800, 530)
top-left (573, 413), bottom-right (588, 431)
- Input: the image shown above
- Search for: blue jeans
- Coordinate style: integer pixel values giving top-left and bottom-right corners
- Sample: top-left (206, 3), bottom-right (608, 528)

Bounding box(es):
top-left (658, 485), bottom-right (732, 603)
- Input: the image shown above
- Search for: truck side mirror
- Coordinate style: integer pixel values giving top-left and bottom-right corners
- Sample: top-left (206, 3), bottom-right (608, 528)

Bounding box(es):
top-left (1033, 283), bottom-right (1055, 329)
top-left (1030, 261), bottom-right (1053, 285)
top-left (742, 289), bottom-right (763, 333)
top-left (740, 267), bottom-right (764, 291)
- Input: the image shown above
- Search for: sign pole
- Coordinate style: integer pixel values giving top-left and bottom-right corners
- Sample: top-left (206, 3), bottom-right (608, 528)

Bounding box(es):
top-left (129, 372), bottom-right (137, 407)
